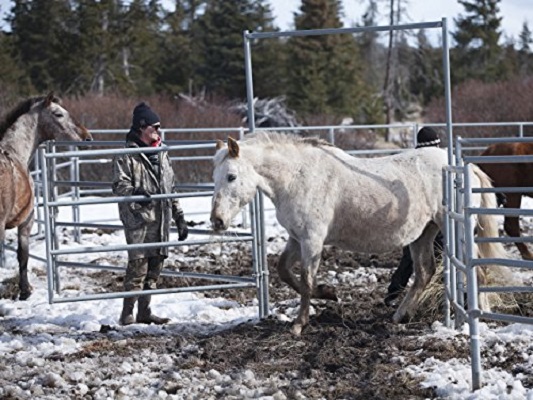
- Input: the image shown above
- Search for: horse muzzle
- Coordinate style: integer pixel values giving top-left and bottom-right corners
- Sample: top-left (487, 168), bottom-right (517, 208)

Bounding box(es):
top-left (211, 216), bottom-right (227, 232)
top-left (78, 124), bottom-right (93, 141)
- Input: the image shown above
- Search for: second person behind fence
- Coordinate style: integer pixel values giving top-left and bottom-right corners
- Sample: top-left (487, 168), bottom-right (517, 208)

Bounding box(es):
top-left (112, 102), bottom-right (189, 325)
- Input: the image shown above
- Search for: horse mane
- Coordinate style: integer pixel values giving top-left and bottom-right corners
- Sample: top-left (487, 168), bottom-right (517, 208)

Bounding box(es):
top-left (245, 131), bottom-right (333, 148)
top-left (0, 95), bottom-right (61, 140)
top-left (214, 131), bottom-right (333, 166)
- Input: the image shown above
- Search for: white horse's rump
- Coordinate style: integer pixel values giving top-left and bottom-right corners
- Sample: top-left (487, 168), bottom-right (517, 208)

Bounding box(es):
top-left (210, 132), bottom-right (503, 335)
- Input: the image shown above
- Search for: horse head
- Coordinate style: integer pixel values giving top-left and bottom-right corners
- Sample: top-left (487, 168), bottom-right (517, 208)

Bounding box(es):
top-left (210, 137), bottom-right (260, 231)
top-left (37, 92), bottom-right (92, 143)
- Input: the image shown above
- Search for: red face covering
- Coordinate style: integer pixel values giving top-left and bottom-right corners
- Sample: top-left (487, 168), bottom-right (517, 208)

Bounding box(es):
top-left (151, 136), bottom-right (161, 147)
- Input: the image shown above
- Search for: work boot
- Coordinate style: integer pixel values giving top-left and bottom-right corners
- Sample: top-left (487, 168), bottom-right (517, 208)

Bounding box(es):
top-left (136, 295), bottom-right (170, 325)
top-left (119, 297), bottom-right (137, 326)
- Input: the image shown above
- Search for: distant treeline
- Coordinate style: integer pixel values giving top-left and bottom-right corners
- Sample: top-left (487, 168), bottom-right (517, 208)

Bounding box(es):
top-left (0, 0), bottom-right (531, 127)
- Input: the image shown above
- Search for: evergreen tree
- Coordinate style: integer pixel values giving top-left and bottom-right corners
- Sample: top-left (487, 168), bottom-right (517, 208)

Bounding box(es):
top-left (452, 0), bottom-right (507, 82)
top-left (0, 31), bottom-right (34, 98)
top-left (8, 0), bottom-right (77, 92)
top-left (518, 21), bottom-right (533, 76)
top-left (286, 0), bottom-right (372, 119)
top-left (156, 1), bottom-right (200, 95)
top-left (357, 0), bottom-right (382, 89)
top-left (409, 30), bottom-right (443, 105)
top-left (72, 0), bottom-right (125, 95)
top-left (191, 0), bottom-right (282, 99)
top-left (519, 21), bottom-right (532, 53)
top-left (120, 0), bottom-right (163, 94)
top-left (246, 2), bottom-right (287, 99)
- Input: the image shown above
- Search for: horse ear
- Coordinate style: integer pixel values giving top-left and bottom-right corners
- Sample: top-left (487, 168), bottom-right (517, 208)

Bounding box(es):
top-left (215, 140), bottom-right (225, 151)
top-left (228, 137), bottom-right (240, 158)
top-left (44, 92), bottom-right (55, 107)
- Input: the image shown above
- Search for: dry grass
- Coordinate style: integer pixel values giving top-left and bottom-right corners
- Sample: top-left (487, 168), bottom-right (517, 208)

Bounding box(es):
top-left (416, 262), bottom-right (523, 321)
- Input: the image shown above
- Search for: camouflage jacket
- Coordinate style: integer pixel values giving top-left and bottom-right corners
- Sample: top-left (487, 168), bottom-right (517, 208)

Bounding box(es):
top-left (112, 140), bottom-right (183, 260)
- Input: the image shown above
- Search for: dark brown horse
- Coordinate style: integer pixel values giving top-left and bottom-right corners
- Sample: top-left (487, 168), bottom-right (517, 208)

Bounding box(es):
top-left (479, 142), bottom-right (533, 260)
top-left (0, 93), bottom-right (92, 299)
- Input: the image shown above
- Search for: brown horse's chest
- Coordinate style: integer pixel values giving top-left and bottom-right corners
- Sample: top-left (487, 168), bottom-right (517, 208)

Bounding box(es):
top-left (0, 153), bottom-right (34, 229)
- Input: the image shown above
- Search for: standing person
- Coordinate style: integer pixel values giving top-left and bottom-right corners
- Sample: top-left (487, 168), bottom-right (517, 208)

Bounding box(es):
top-left (385, 127), bottom-right (444, 305)
top-left (112, 102), bottom-right (189, 325)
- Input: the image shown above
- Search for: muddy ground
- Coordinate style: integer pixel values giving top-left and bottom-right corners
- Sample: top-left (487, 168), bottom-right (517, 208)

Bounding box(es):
top-left (2, 238), bottom-right (533, 399)
top-left (161, 246), bottom-right (530, 399)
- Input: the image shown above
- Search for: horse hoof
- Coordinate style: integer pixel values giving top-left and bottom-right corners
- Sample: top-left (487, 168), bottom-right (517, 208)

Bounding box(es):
top-left (291, 324), bottom-right (303, 337)
top-left (19, 291), bottom-right (32, 301)
top-left (392, 311), bottom-right (409, 324)
top-left (384, 292), bottom-right (400, 306)
top-left (392, 312), bottom-right (405, 324)
top-left (315, 284), bottom-right (338, 301)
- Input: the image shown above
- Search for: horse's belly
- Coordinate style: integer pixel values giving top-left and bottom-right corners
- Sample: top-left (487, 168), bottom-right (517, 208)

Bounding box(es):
top-left (326, 211), bottom-right (428, 254)
top-left (326, 231), bottom-right (403, 253)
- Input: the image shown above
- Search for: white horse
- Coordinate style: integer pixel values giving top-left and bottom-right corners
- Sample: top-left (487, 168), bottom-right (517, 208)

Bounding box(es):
top-left (210, 132), bottom-right (505, 335)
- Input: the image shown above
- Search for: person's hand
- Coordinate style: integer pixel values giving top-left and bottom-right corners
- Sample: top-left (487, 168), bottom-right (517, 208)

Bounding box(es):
top-left (175, 212), bottom-right (189, 241)
top-left (133, 187), bottom-right (151, 203)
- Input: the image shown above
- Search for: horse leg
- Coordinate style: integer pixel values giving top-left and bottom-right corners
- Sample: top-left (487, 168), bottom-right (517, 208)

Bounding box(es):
top-left (385, 246), bottom-right (414, 305)
top-left (292, 241), bottom-right (323, 336)
top-left (277, 237), bottom-right (337, 301)
top-left (502, 194), bottom-right (533, 260)
top-left (393, 223), bottom-right (440, 323)
top-left (277, 237), bottom-right (302, 293)
top-left (17, 211), bottom-right (34, 300)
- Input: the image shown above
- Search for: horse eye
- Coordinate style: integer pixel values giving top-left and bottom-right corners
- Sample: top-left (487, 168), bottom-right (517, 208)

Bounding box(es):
top-left (228, 174), bottom-right (237, 182)
top-left (53, 113), bottom-right (63, 118)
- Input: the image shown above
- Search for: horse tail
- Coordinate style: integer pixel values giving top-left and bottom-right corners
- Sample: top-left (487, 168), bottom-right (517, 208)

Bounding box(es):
top-left (471, 164), bottom-right (508, 260)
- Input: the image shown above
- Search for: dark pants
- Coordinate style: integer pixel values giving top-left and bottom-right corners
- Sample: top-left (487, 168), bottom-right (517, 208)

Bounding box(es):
top-left (385, 232), bottom-right (444, 305)
top-left (124, 256), bottom-right (165, 292)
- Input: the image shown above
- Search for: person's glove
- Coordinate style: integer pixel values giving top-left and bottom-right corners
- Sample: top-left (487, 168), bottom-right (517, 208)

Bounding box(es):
top-left (175, 211), bottom-right (189, 241)
top-left (133, 187), bottom-right (151, 203)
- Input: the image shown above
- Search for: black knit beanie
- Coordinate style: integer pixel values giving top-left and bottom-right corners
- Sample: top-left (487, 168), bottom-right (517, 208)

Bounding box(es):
top-left (416, 127), bottom-right (441, 148)
top-left (131, 102), bottom-right (160, 132)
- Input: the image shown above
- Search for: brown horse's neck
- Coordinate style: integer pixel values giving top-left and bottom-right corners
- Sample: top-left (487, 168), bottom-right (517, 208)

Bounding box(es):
top-left (0, 112), bottom-right (40, 166)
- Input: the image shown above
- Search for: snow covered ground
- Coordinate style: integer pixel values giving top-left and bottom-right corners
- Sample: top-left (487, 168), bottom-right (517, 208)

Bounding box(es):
top-left (0, 195), bottom-right (533, 399)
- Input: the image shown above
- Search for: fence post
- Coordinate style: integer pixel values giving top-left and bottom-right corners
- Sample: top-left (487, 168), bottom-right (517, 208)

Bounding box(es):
top-left (328, 127), bottom-right (335, 145)
top-left (250, 192), bottom-right (261, 317)
top-left (454, 139), bottom-right (466, 328)
top-left (34, 150), bottom-right (44, 237)
top-left (442, 169), bottom-right (451, 328)
top-left (39, 146), bottom-right (55, 304)
top-left (69, 145), bottom-right (81, 243)
top-left (258, 191), bottom-right (269, 318)
top-left (463, 162), bottom-right (482, 390)
top-left (237, 128), bottom-right (250, 230)
top-left (47, 142), bottom-right (61, 294)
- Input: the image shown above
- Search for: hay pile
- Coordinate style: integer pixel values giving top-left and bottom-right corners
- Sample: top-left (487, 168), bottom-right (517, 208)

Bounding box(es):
top-left (416, 262), bottom-right (523, 321)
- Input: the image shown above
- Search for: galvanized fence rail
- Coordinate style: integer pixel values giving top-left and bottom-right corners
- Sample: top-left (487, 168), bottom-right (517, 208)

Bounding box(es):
top-left (28, 140), bottom-right (269, 319)
top-left (443, 136), bottom-right (533, 390)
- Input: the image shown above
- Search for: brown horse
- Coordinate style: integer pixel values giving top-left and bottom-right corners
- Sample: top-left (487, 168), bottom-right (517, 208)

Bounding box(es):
top-left (479, 142), bottom-right (533, 260)
top-left (0, 93), bottom-right (92, 299)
